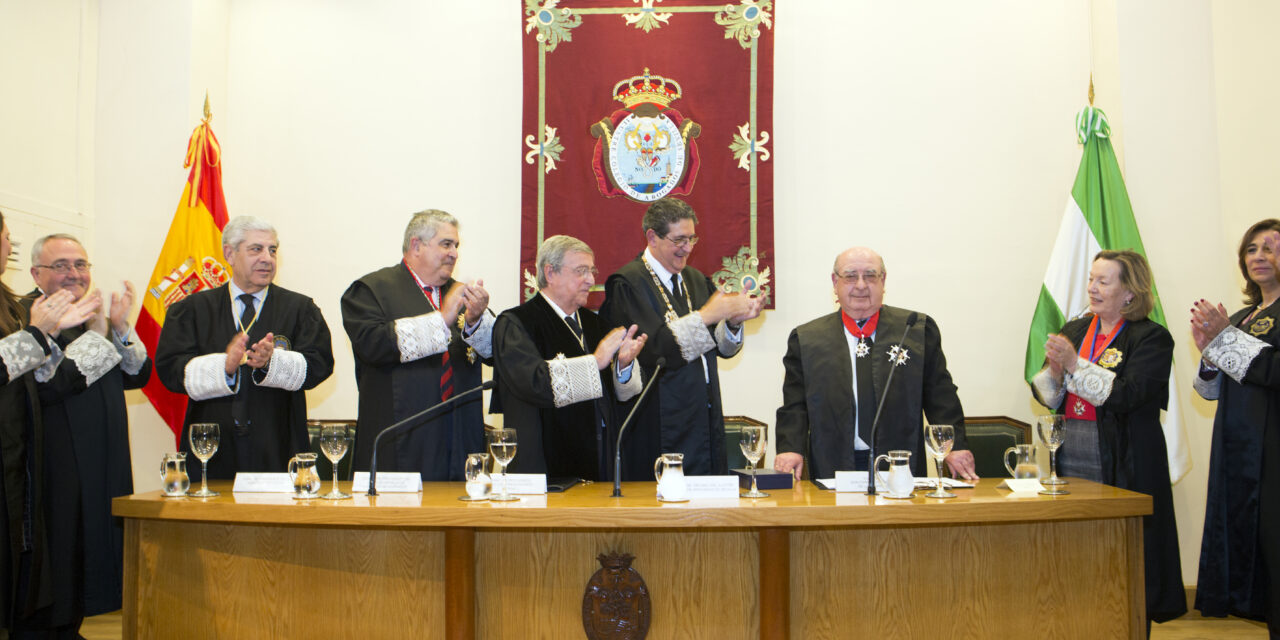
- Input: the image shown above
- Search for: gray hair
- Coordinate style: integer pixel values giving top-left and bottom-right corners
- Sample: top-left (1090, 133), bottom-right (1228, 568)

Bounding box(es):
top-left (402, 210), bottom-right (460, 253)
top-left (31, 233), bottom-right (84, 266)
top-left (641, 198), bottom-right (698, 237)
top-left (222, 216), bottom-right (277, 250)
top-left (536, 235), bottom-right (593, 288)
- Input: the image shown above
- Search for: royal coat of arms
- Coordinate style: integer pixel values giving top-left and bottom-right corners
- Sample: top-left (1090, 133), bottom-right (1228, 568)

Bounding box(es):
top-left (591, 68), bottom-right (701, 202)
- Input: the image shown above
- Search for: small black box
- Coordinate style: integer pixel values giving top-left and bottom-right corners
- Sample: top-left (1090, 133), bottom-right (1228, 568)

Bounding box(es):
top-left (731, 468), bottom-right (794, 490)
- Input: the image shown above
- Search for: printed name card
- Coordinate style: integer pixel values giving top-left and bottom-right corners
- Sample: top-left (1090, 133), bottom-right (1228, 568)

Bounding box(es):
top-left (997, 478), bottom-right (1045, 494)
top-left (832, 471), bottom-right (891, 493)
top-left (232, 473), bottom-right (293, 493)
top-left (683, 476), bottom-right (739, 499)
top-left (496, 474), bottom-right (548, 495)
top-left (352, 472), bottom-right (423, 493)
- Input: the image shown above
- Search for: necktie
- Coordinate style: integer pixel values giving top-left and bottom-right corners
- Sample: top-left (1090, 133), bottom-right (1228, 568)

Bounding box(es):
top-left (565, 315), bottom-right (583, 341)
top-left (670, 274), bottom-right (688, 314)
top-left (233, 293), bottom-right (257, 436)
top-left (424, 286), bottom-right (454, 400)
top-left (854, 327), bottom-right (876, 454)
top-left (238, 293), bottom-right (256, 332)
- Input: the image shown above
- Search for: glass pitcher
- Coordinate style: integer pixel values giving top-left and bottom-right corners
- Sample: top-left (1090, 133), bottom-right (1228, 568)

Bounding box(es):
top-left (288, 452), bottom-right (322, 499)
top-left (873, 449), bottom-right (915, 498)
top-left (160, 452), bottom-right (190, 497)
top-left (654, 453), bottom-right (688, 501)
top-left (1003, 443), bottom-right (1039, 479)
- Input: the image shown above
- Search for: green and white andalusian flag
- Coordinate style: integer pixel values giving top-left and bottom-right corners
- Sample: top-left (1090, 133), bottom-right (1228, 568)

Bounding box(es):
top-left (1024, 106), bottom-right (1191, 483)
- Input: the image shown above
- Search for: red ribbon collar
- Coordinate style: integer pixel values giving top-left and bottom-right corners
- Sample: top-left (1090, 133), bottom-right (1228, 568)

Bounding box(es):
top-left (841, 310), bottom-right (880, 339)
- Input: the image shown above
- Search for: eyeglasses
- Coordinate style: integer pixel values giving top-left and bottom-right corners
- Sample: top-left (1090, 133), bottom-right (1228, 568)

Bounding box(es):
top-left (835, 270), bottom-right (882, 284)
top-left (662, 234), bottom-right (699, 248)
top-left (34, 260), bottom-right (92, 274)
top-left (569, 266), bottom-right (599, 278)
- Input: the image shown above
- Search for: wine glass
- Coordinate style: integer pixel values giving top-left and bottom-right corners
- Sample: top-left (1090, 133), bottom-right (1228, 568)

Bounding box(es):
top-left (739, 425), bottom-right (769, 498)
top-left (319, 424), bottom-right (352, 500)
top-left (187, 422), bottom-right (220, 497)
top-left (487, 428), bottom-right (519, 502)
top-left (1037, 415), bottom-right (1070, 495)
top-left (923, 424), bottom-right (956, 499)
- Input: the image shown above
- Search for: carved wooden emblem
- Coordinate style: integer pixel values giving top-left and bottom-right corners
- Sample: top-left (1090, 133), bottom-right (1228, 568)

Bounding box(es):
top-left (582, 552), bottom-right (651, 639)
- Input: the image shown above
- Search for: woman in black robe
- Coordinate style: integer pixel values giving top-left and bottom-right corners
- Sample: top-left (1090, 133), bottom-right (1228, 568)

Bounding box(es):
top-left (1193, 219), bottom-right (1280, 634)
top-left (1031, 249), bottom-right (1186, 631)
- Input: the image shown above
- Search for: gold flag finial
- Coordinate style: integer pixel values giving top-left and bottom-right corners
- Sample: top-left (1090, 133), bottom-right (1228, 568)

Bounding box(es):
top-left (202, 92), bottom-right (212, 123)
top-left (1088, 74), bottom-right (1095, 106)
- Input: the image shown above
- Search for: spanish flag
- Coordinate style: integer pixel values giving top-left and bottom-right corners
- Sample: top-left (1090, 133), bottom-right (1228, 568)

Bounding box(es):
top-left (136, 101), bottom-right (231, 445)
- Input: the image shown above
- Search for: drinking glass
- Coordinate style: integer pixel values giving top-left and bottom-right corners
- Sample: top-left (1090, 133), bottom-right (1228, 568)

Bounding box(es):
top-left (319, 424), bottom-right (352, 500)
top-left (187, 422), bottom-right (220, 497)
top-left (923, 424), bottom-right (956, 499)
top-left (739, 425), bottom-right (769, 498)
top-left (1037, 415), bottom-right (1070, 495)
top-left (487, 428), bottom-right (519, 502)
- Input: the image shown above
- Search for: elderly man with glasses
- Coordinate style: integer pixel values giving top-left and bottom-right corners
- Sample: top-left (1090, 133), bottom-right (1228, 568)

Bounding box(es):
top-left (599, 198), bottom-right (762, 478)
top-left (774, 246), bottom-right (977, 483)
top-left (21, 233), bottom-right (151, 631)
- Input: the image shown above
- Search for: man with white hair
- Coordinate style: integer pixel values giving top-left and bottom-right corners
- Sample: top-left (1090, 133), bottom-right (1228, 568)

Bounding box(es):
top-left (491, 235), bottom-right (646, 481)
top-left (156, 216), bottom-right (334, 479)
top-left (342, 209), bottom-right (494, 481)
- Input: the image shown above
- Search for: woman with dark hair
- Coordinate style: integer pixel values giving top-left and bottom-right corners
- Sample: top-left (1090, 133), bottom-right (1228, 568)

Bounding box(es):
top-left (1031, 249), bottom-right (1186, 631)
top-left (1192, 219), bottom-right (1280, 633)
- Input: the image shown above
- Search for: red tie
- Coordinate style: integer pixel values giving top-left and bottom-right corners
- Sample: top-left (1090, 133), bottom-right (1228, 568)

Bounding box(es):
top-left (424, 286), bottom-right (454, 400)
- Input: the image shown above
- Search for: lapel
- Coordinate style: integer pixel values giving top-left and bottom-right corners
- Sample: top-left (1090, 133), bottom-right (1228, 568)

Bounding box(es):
top-left (531, 294), bottom-right (587, 356)
top-left (820, 312), bottom-right (856, 421)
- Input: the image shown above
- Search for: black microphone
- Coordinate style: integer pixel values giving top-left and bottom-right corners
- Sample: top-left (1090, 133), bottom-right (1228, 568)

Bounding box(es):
top-left (368, 380), bottom-right (495, 496)
top-left (612, 357), bottom-right (666, 498)
top-left (866, 312), bottom-right (918, 496)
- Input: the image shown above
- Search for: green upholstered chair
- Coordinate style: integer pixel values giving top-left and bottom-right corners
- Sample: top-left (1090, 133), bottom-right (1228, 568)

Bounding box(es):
top-left (962, 415), bottom-right (1031, 478)
top-left (306, 420), bottom-right (358, 482)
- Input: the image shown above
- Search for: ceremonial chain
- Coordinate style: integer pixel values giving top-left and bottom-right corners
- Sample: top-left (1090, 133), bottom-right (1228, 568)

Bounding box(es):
top-left (643, 260), bottom-right (692, 324)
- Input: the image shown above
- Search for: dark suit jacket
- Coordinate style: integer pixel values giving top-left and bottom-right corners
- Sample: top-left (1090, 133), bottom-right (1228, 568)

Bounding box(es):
top-left (775, 305), bottom-right (966, 478)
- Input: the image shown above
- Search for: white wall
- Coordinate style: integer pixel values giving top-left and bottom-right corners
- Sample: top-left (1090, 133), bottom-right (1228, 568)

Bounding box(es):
top-left (5, 0), bottom-right (1275, 586)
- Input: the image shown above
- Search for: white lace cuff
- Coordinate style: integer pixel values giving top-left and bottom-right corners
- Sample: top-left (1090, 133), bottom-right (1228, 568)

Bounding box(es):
top-left (1031, 367), bottom-right (1065, 409)
top-left (394, 312), bottom-right (450, 363)
top-left (112, 327), bottom-right (148, 376)
top-left (65, 331), bottom-right (123, 386)
top-left (1203, 326), bottom-right (1268, 384)
top-left (714, 320), bottom-right (744, 357)
top-left (1064, 357), bottom-right (1115, 406)
top-left (613, 361), bottom-right (642, 402)
top-left (256, 348), bottom-right (307, 391)
top-left (1193, 371), bottom-right (1222, 400)
top-left (0, 330), bottom-right (48, 381)
top-left (462, 313), bottom-right (495, 360)
top-left (548, 354), bottom-right (603, 408)
top-left (184, 353), bottom-right (235, 400)
top-left (34, 340), bottom-right (62, 384)
top-left (668, 311), bottom-right (716, 363)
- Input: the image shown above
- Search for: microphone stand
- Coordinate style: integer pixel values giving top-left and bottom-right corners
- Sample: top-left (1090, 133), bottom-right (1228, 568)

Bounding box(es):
top-left (613, 358), bottom-right (666, 498)
top-left (368, 380), bottom-right (494, 496)
top-left (866, 312), bottom-right (919, 496)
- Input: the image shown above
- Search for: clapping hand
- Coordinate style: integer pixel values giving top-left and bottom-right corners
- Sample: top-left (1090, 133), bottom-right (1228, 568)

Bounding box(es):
top-left (1043, 334), bottom-right (1077, 377)
top-left (109, 281), bottom-right (136, 335)
top-left (246, 333), bottom-right (275, 369)
top-left (1190, 299), bottom-right (1232, 352)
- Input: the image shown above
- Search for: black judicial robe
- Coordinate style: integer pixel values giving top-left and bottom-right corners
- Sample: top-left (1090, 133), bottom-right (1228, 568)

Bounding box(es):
top-left (155, 284), bottom-right (334, 480)
top-left (342, 264), bottom-right (487, 481)
top-left (490, 295), bottom-right (617, 480)
top-left (1041, 316), bottom-right (1186, 623)
top-left (30, 324), bottom-right (149, 621)
top-left (775, 307), bottom-right (966, 479)
top-left (599, 258), bottom-right (734, 478)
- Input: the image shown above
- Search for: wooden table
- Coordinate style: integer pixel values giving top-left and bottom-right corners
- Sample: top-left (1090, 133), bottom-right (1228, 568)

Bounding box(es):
top-left (114, 478), bottom-right (1150, 639)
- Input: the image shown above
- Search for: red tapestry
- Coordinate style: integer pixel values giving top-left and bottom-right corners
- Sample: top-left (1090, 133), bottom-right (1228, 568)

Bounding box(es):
top-left (520, 0), bottom-right (775, 308)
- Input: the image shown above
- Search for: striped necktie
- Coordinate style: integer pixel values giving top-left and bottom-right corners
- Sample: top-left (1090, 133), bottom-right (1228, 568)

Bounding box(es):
top-left (423, 285), bottom-right (454, 401)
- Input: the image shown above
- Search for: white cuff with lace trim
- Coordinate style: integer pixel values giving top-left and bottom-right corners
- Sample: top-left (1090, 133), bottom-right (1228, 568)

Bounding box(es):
top-left (394, 312), bottom-right (450, 363)
top-left (463, 313), bottom-right (495, 360)
top-left (1203, 326), bottom-right (1268, 384)
top-left (256, 349), bottom-right (307, 391)
top-left (1192, 371), bottom-right (1222, 401)
top-left (613, 361), bottom-right (642, 402)
top-left (65, 331), bottom-right (122, 386)
top-left (669, 311), bottom-right (716, 363)
top-left (548, 354), bottom-right (603, 408)
top-left (34, 340), bottom-right (62, 383)
top-left (184, 353), bottom-right (235, 400)
top-left (1064, 357), bottom-right (1115, 407)
top-left (714, 320), bottom-right (744, 357)
top-left (1031, 367), bottom-right (1065, 409)
top-left (0, 330), bottom-right (48, 382)
top-left (113, 327), bottom-right (148, 376)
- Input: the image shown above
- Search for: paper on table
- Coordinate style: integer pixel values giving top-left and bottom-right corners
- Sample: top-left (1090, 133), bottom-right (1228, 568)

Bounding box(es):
top-left (352, 472), bottom-right (422, 493)
top-left (818, 474), bottom-right (975, 491)
top-left (232, 473), bottom-right (293, 493)
top-left (997, 478), bottom-right (1045, 494)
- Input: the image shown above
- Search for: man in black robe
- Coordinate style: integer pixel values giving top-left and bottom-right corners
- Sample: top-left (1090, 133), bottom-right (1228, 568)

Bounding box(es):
top-left (22, 234), bottom-right (150, 623)
top-left (491, 235), bottom-right (646, 481)
top-left (156, 216), bottom-right (334, 480)
top-left (599, 198), bottom-right (762, 478)
top-left (342, 210), bottom-right (493, 481)
top-left (774, 247), bottom-right (976, 480)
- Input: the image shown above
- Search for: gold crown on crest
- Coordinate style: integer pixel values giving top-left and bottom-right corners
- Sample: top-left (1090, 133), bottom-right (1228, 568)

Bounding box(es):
top-left (613, 68), bottom-right (682, 109)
